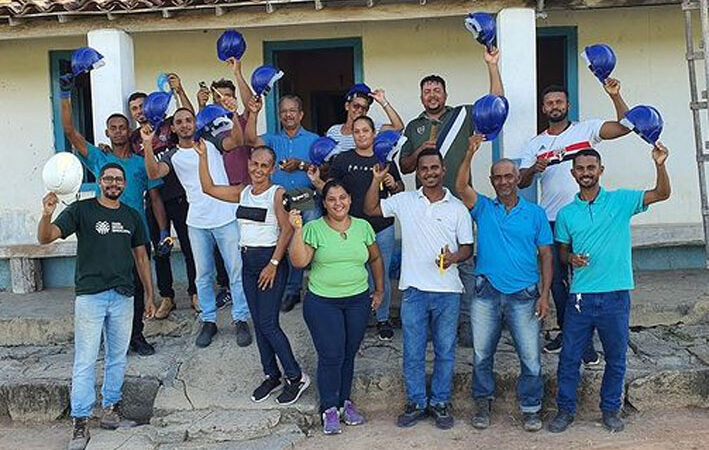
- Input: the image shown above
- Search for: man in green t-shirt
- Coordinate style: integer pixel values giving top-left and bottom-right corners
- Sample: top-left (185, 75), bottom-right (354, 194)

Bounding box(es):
top-left (38, 163), bottom-right (155, 450)
top-left (398, 47), bottom-right (503, 347)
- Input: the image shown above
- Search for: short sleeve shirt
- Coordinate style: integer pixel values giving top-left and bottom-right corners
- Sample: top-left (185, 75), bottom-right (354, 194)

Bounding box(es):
top-left (303, 217), bottom-right (376, 298)
top-left (53, 198), bottom-right (147, 295)
top-left (471, 195), bottom-right (553, 294)
top-left (261, 127), bottom-right (319, 190)
top-left (325, 121), bottom-right (384, 158)
top-left (519, 120), bottom-right (604, 221)
top-left (555, 188), bottom-right (648, 293)
top-left (381, 188), bottom-right (474, 293)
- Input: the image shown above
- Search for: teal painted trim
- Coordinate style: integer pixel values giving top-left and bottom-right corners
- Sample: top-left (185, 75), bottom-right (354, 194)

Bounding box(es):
top-left (537, 26), bottom-right (579, 121)
top-left (0, 260), bottom-right (9, 292)
top-left (262, 38), bottom-right (363, 134)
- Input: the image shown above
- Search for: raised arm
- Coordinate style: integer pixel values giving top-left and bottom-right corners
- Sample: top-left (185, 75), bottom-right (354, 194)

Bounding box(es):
top-left (485, 48), bottom-right (503, 96)
top-left (168, 73), bottom-right (195, 114)
top-left (599, 78), bottom-right (631, 140)
top-left (399, 140), bottom-right (436, 174)
top-left (37, 193), bottom-right (64, 244)
top-left (245, 96), bottom-right (266, 147)
top-left (364, 164), bottom-right (389, 217)
top-left (455, 135), bottom-right (483, 210)
top-left (287, 210), bottom-right (315, 268)
top-left (141, 125), bottom-right (171, 179)
top-left (370, 89), bottom-right (404, 131)
top-left (227, 58), bottom-right (254, 110)
top-left (60, 97), bottom-right (89, 157)
top-left (643, 142), bottom-right (671, 206)
top-left (220, 109), bottom-right (245, 151)
top-left (195, 140), bottom-right (244, 202)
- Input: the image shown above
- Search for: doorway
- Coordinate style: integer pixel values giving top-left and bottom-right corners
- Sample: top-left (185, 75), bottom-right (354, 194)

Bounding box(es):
top-left (536, 27), bottom-right (579, 133)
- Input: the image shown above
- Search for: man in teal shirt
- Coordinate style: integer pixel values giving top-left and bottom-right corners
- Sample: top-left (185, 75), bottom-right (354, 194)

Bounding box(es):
top-left (548, 145), bottom-right (671, 434)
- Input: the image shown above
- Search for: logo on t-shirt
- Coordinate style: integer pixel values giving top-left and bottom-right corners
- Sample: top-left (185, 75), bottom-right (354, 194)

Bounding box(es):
top-left (416, 125), bottom-right (425, 135)
top-left (111, 222), bottom-right (132, 234)
top-left (95, 221), bottom-right (110, 235)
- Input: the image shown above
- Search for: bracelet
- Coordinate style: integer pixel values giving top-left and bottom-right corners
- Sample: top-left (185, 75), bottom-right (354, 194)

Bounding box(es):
top-left (381, 101), bottom-right (390, 108)
top-left (270, 258), bottom-right (280, 266)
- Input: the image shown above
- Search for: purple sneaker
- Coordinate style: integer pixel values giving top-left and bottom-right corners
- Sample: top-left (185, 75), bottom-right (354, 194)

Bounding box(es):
top-left (340, 400), bottom-right (365, 426)
top-left (322, 407), bottom-right (342, 435)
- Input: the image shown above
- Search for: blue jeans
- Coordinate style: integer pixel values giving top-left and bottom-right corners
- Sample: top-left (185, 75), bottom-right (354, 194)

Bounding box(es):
top-left (71, 289), bottom-right (133, 418)
top-left (458, 257), bottom-right (475, 335)
top-left (368, 225), bottom-right (395, 322)
top-left (188, 221), bottom-right (249, 323)
top-left (303, 290), bottom-right (370, 413)
top-left (401, 287), bottom-right (460, 408)
top-left (285, 205), bottom-right (322, 297)
top-left (471, 276), bottom-right (543, 413)
top-left (242, 246), bottom-right (301, 380)
top-left (556, 291), bottom-right (631, 415)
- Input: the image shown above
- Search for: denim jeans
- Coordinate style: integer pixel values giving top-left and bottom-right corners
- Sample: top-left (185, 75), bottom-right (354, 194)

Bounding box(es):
top-left (71, 289), bottom-right (133, 418)
top-left (188, 220), bottom-right (249, 323)
top-left (285, 205), bottom-right (322, 297)
top-left (367, 225), bottom-right (395, 322)
top-left (303, 290), bottom-right (370, 413)
top-left (401, 287), bottom-right (460, 408)
top-left (471, 276), bottom-right (543, 413)
top-left (242, 246), bottom-right (301, 380)
top-left (556, 291), bottom-right (631, 415)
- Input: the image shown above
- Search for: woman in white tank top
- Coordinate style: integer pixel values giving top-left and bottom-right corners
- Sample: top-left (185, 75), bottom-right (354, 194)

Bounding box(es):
top-left (195, 141), bottom-right (310, 406)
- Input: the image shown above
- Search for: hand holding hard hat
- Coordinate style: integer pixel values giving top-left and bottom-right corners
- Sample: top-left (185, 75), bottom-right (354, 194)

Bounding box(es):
top-left (42, 152), bottom-right (84, 205)
top-left (472, 94), bottom-right (509, 141)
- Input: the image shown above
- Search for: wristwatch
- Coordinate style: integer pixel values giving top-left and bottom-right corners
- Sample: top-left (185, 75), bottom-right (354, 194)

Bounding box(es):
top-left (269, 258), bottom-right (280, 266)
top-left (298, 161), bottom-right (306, 171)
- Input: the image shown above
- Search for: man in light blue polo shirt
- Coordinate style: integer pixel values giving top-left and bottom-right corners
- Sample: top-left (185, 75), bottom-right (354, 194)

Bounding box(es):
top-left (245, 94), bottom-right (320, 312)
top-left (455, 135), bottom-right (553, 433)
top-left (548, 146), bottom-right (671, 434)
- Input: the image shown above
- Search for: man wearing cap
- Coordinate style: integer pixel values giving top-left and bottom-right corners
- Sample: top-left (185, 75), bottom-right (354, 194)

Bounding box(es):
top-left (398, 47), bottom-right (503, 347)
top-left (326, 83), bottom-right (404, 156)
top-left (245, 94), bottom-right (320, 313)
top-left (548, 145), bottom-right (671, 433)
top-left (518, 82), bottom-right (630, 362)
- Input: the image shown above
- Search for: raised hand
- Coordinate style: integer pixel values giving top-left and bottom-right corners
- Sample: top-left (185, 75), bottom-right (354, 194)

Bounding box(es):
top-left (603, 78), bottom-right (621, 96)
top-left (167, 73), bottom-right (183, 94)
top-left (140, 123), bottom-right (155, 143)
top-left (247, 96), bottom-right (263, 114)
top-left (226, 57), bottom-right (241, 75)
top-left (306, 165), bottom-right (321, 183)
top-left (484, 47), bottom-right (500, 65)
top-left (372, 163), bottom-right (390, 183)
top-left (370, 89), bottom-right (387, 106)
top-left (197, 86), bottom-right (210, 108)
top-left (467, 134), bottom-right (485, 154)
top-left (42, 192), bottom-right (59, 217)
top-left (193, 139), bottom-right (207, 156)
top-left (288, 209), bottom-right (303, 229)
top-left (222, 96), bottom-right (238, 113)
top-left (652, 141), bottom-right (669, 166)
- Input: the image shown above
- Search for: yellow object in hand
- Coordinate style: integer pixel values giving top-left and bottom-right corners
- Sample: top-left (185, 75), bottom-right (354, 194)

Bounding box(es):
top-left (294, 216), bottom-right (303, 228)
top-left (439, 252), bottom-right (445, 274)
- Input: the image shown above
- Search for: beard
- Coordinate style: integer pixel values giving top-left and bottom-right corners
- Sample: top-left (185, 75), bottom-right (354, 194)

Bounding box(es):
top-left (547, 109), bottom-right (568, 124)
top-left (104, 189), bottom-right (123, 200)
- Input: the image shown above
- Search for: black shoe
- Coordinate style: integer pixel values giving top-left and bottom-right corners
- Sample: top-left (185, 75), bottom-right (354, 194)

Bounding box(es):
top-left (523, 412), bottom-right (542, 432)
top-left (396, 403), bottom-right (427, 428)
top-left (68, 417), bottom-right (90, 450)
top-left (602, 411), bottom-right (625, 432)
top-left (377, 320), bottom-right (394, 341)
top-left (251, 375), bottom-right (282, 403)
top-left (276, 373), bottom-right (310, 405)
top-left (548, 410), bottom-right (574, 433)
top-left (130, 335), bottom-right (155, 356)
top-left (235, 321), bottom-right (252, 347)
top-left (583, 351), bottom-right (602, 367)
top-left (195, 322), bottom-right (218, 348)
top-left (280, 294), bottom-right (301, 313)
top-left (544, 333), bottom-right (563, 354)
top-left (472, 399), bottom-right (491, 429)
top-left (215, 288), bottom-right (232, 310)
top-left (429, 403), bottom-right (454, 430)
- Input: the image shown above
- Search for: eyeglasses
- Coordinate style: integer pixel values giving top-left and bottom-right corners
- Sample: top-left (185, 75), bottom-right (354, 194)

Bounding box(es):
top-left (101, 176), bottom-right (125, 184)
top-left (350, 103), bottom-right (370, 112)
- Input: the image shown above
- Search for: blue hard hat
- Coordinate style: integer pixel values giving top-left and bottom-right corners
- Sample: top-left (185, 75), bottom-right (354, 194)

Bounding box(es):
top-left (582, 44), bottom-right (616, 83)
top-left (251, 65), bottom-right (284, 96)
top-left (309, 137), bottom-right (338, 166)
top-left (71, 47), bottom-right (105, 77)
top-left (194, 105), bottom-right (233, 141)
top-left (156, 72), bottom-right (171, 93)
top-left (217, 29), bottom-right (247, 62)
top-left (346, 83), bottom-right (372, 102)
top-left (373, 130), bottom-right (403, 164)
top-left (473, 94), bottom-right (509, 141)
top-left (620, 105), bottom-right (663, 145)
top-left (464, 12), bottom-right (496, 50)
top-left (143, 91), bottom-right (173, 130)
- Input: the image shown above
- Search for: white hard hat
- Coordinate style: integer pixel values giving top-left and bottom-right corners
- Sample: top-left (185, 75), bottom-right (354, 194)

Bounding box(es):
top-left (42, 152), bottom-right (83, 204)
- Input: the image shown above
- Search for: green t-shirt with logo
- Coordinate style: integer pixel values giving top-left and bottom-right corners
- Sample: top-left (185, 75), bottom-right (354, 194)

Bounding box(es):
top-left (53, 198), bottom-right (148, 296)
top-left (303, 217), bottom-right (376, 298)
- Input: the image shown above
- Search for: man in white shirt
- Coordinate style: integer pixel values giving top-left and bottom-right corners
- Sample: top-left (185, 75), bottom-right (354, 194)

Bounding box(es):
top-left (518, 82), bottom-right (630, 360)
top-left (364, 148), bottom-right (473, 430)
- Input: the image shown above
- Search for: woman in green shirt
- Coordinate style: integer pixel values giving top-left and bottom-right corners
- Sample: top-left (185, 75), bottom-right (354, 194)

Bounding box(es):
top-left (288, 179), bottom-right (385, 435)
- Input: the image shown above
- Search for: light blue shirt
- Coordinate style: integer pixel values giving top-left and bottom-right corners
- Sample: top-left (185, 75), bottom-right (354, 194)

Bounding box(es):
top-left (471, 194), bottom-right (553, 294)
top-left (262, 127), bottom-right (319, 190)
top-left (555, 187), bottom-right (648, 294)
top-left (78, 143), bottom-right (162, 235)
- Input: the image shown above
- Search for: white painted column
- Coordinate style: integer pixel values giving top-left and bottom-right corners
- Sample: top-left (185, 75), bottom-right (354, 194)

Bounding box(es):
top-left (87, 29), bottom-right (135, 144)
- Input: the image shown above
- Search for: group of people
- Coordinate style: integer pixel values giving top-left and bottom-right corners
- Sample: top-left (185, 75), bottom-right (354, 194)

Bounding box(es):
top-left (39, 39), bottom-right (672, 450)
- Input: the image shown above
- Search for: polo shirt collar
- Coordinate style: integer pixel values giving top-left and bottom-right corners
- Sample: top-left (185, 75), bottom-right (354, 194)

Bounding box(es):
top-left (492, 195), bottom-right (526, 213)
top-left (416, 105), bottom-right (453, 122)
top-left (279, 126), bottom-right (304, 138)
top-left (573, 186), bottom-right (607, 206)
top-left (416, 187), bottom-right (452, 204)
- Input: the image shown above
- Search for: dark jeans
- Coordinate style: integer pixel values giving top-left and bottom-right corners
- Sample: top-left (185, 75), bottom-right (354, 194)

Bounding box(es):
top-left (147, 196), bottom-right (197, 298)
top-left (556, 291), bottom-right (631, 415)
top-left (242, 246), bottom-right (301, 380)
top-left (214, 246), bottom-right (229, 289)
top-left (303, 290), bottom-right (370, 413)
top-left (132, 244), bottom-right (151, 341)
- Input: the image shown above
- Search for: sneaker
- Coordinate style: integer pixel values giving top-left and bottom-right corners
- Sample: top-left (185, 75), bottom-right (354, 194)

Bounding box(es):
top-left (191, 294), bottom-right (201, 313)
top-left (583, 351), bottom-right (602, 367)
top-left (276, 373), bottom-right (310, 405)
top-left (548, 410), bottom-right (574, 433)
top-left (429, 403), bottom-right (454, 430)
top-left (251, 375), bottom-right (282, 403)
top-left (216, 288), bottom-right (232, 310)
top-left (235, 321), bottom-right (252, 347)
top-left (99, 402), bottom-right (136, 430)
top-left (281, 294), bottom-right (301, 313)
top-left (377, 320), bottom-right (394, 341)
top-left (195, 322), bottom-right (217, 348)
top-left (154, 297), bottom-right (175, 320)
top-left (602, 411), bottom-right (625, 432)
top-left (322, 406), bottom-right (342, 435)
top-left (472, 399), bottom-right (491, 429)
top-left (340, 399), bottom-right (365, 426)
top-left (396, 402), bottom-right (427, 428)
top-left (130, 335), bottom-right (155, 356)
top-left (68, 417), bottom-right (90, 450)
top-left (523, 412), bottom-right (543, 432)
top-left (544, 333), bottom-right (563, 354)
